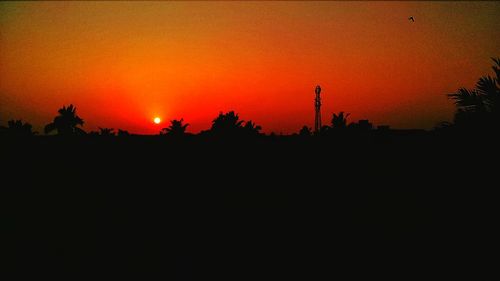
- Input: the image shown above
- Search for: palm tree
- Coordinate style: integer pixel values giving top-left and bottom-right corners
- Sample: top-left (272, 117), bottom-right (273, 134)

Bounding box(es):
top-left (5, 120), bottom-right (37, 136)
top-left (448, 57), bottom-right (500, 128)
top-left (210, 111), bottom-right (244, 135)
top-left (476, 59), bottom-right (500, 117)
top-left (331, 112), bottom-right (350, 129)
top-left (161, 118), bottom-right (189, 137)
top-left (44, 104), bottom-right (85, 135)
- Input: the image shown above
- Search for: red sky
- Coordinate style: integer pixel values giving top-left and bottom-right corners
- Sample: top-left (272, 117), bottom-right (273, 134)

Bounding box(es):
top-left (1, 1), bottom-right (499, 134)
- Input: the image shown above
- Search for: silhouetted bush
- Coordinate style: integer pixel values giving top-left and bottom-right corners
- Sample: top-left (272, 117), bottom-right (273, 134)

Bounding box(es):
top-left (299, 126), bottom-right (312, 137)
top-left (1, 119), bottom-right (37, 136)
top-left (205, 111), bottom-right (262, 138)
top-left (98, 127), bottom-right (115, 136)
top-left (117, 129), bottom-right (130, 137)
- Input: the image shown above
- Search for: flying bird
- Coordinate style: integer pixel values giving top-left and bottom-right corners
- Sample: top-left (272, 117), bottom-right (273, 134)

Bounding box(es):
top-left (408, 16), bottom-right (415, 22)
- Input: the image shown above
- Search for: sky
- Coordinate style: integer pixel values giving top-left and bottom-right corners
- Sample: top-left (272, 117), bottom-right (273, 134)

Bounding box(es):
top-left (1, 1), bottom-right (499, 134)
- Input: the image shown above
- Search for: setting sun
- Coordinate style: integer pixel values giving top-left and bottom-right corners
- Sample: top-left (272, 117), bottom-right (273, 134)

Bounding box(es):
top-left (154, 117), bottom-right (161, 124)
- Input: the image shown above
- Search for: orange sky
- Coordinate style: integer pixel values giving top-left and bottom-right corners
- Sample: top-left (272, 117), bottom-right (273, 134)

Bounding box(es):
top-left (1, 1), bottom-right (499, 134)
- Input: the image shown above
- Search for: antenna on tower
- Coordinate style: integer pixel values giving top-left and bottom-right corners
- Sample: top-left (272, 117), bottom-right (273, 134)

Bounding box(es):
top-left (314, 85), bottom-right (322, 134)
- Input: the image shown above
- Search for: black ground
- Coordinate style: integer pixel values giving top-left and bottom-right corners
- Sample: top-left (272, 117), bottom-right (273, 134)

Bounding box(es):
top-left (2, 132), bottom-right (496, 279)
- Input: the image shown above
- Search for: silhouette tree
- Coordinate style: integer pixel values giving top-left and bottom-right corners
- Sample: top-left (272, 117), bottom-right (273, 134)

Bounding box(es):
top-left (161, 119), bottom-right (189, 137)
top-left (477, 58), bottom-right (500, 115)
top-left (210, 111), bottom-right (244, 135)
top-left (44, 104), bottom-right (85, 135)
top-left (243, 121), bottom-right (262, 136)
top-left (299, 126), bottom-right (312, 137)
top-left (448, 57), bottom-right (500, 129)
top-left (3, 120), bottom-right (37, 136)
top-left (98, 127), bottom-right (115, 136)
top-left (207, 111), bottom-right (262, 137)
top-left (117, 129), bottom-right (130, 137)
top-left (331, 112), bottom-right (350, 129)
top-left (448, 88), bottom-right (488, 127)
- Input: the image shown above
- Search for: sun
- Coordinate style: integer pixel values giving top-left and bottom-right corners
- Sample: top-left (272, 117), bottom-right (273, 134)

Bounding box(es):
top-left (153, 117), bottom-right (161, 124)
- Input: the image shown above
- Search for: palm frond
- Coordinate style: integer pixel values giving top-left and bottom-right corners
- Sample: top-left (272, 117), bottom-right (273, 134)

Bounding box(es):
top-left (476, 75), bottom-right (497, 97)
top-left (447, 88), bottom-right (484, 110)
top-left (491, 57), bottom-right (500, 80)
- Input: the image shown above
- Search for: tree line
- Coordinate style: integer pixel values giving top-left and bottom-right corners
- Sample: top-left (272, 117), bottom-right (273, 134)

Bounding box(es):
top-left (2, 57), bottom-right (499, 137)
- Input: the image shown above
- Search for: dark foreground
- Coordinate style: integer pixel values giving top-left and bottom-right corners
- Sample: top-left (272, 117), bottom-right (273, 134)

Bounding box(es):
top-left (2, 132), bottom-right (496, 279)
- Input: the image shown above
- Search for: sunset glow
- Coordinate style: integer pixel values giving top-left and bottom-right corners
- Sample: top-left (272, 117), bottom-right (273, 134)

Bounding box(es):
top-left (154, 117), bottom-right (161, 125)
top-left (1, 1), bottom-right (499, 134)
